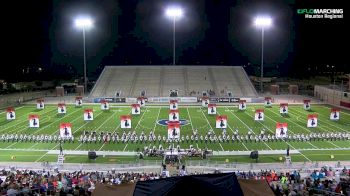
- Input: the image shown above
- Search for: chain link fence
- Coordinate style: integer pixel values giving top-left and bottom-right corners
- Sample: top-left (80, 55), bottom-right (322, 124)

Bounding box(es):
top-left (0, 90), bottom-right (54, 109)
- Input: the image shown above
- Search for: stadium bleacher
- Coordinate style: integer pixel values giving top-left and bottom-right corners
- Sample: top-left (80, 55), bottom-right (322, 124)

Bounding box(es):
top-left (89, 66), bottom-right (258, 98)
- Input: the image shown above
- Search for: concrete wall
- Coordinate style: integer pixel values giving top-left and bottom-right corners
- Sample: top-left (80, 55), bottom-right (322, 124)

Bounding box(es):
top-left (314, 85), bottom-right (350, 106)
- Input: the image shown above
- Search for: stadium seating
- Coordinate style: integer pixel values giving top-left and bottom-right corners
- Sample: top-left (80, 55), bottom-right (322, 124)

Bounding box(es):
top-left (90, 66), bottom-right (258, 97)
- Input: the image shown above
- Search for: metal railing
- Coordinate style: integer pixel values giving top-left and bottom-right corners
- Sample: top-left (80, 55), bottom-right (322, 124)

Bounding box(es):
top-left (3, 160), bottom-right (349, 174)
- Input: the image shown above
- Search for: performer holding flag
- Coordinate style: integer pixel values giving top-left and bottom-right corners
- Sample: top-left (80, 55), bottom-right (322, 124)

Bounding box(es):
top-left (29, 114), bottom-right (40, 128)
top-left (307, 114), bottom-right (318, 128)
top-left (303, 100), bottom-right (311, 110)
top-left (202, 97), bottom-right (209, 107)
top-left (75, 96), bottom-right (83, 107)
top-left (264, 97), bottom-right (272, 107)
top-left (170, 100), bottom-right (178, 110)
top-left (208, 104), bottom-right (217, 115)
top-left (216, 115), bottom-right (227, 129)
top-left (6, 108), bottom-right (16, 120)
top-left (280, 103), bottom-right (288, 115)
top-left (120, 115), bottom-right (132, 129)
top-left (254, 109), bottom-right (264, 121)
top-left (131, 104), bottom-right (141, 115)
top-left (100, 100), bottom-right (109, 110)
top-left (330, 108), bottom-right (340, 120)
top-left (169, 110), bottom-right (179, 122)
top-left (275, 123), bottom-right (288, 138)
top-left (84, 109), bottom-right (94, 121)
top-left (238, 100), bottom-right (246, 110)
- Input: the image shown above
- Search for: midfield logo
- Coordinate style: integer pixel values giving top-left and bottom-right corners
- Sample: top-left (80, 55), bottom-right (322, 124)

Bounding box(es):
top-left (157, 119), bottom-right (189, 126)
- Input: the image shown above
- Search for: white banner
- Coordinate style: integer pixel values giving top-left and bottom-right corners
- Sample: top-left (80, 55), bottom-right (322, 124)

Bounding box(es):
top-left (208, 104), bottom-right (217, 115)
top-left (131, 104), bottom-right (141, 115)
top-left (254, 109), bottom-right (264, 121)
top-left (60, 123), bottom-right (72, 138)
top-left (29, 115), bottom-right (40, 128)
top-left (216, 116), bottom-right (227, 129)
top-left (84, 109), bottom-right (94, 121)
top-left (307, 114), bottom-right (318, 128)
top-left (6, 108), bottom-right (15, 120)
top-left (58, 104), bottom-right (66, 114)
top-left (120, 115), bottom-right (132, 129)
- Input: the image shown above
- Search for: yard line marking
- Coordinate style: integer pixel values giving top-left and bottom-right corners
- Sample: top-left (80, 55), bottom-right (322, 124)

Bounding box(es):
top-left (35, 143), bottom-right (61, 162)
top-left (31, 109), bottom-right (83, 135)
top-left (134, 108), bottom-right (147, 131)
top-left (1, 108), bottom-right (57, 133)
top-left (74, 143), bottom-right (83, 151)
top-left (28, 110), bottom-right (105, 153)
top-left (102, 110), bottom-right (133, 152)
top-left (327, 141), bottom-right (341, 148)
top-left (75, 111), bottom-right (115, 151)
top-left (123, 144), bottom-right (128, 151)
top-left (216, 110), bottom-right (234, 134)
top-left (0, 106), bottom-right (24, 115)
top-left (224, 107), bottom-right (273, 150)
top-left (285, 141), bottom-right (311, 162)
top-left (289, 107), bottom-right (348, 132)
top-left (263, 142), bottom-right (273, 150)
top-left (217, 110), bottom-right (252, 151)
top-left (30, 143), bottom-right (40, 149)
top-left (152, 107), bottom-right (162, 132)
top-left (72, 110), bottom-right (105, 134)
top-left (306, 142), bottom-right (319, 149)
top-left (26, 109), bottom-right (99, 149)
top-left (200, 108), bottom-right (214, 130)
top-left (219, 143), bottom-right (224, 151)
top-left (267, 109), bottom-right (312, 133)
top-left (264, 110), bottom-right (319, 149)
top-left (323, 105), bottom-right (350, 117)
top-left (286, 109), bottom-right (345, 148)
top-left (200, 108), bottom-right (229, 150)
top-left (0, 106), bottom-right (24, 117)
top-left (34, 151), bottom-right (51, 162)
top-left (92, 113), bottom-right (118, 151)
top-left (4, 142), bottom-right (18, 149)
top-left (186, 108), bottom-right (195, 132)
top-left (11, 108), bottom-right (82, 136)
top-left (241, 143), bottom-right (249, 151)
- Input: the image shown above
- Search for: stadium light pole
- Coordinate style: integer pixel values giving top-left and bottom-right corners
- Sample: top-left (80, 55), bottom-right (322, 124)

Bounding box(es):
top-left (75, 18), bottom-right (93, 94)
top-left (166, 7), bottom-right (183, 65)
top-left (254, 16), bottom-right (272, 93)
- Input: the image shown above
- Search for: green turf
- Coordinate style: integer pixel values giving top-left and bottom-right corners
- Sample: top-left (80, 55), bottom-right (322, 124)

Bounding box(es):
top-left (0, 104), bottom-right (350, 163)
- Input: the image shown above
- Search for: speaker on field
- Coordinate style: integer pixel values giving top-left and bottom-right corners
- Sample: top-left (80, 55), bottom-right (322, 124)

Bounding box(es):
top-left (88, 151), bottom-right (97, 160)
top-left (250, 151), bottom-right (259, 159)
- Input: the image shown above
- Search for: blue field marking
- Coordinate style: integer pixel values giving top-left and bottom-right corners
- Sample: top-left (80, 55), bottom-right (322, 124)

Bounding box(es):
top-left (157, 119), bottom-right (189, 126)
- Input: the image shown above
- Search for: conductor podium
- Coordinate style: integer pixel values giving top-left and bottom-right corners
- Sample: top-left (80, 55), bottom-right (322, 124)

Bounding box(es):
top-left (285, 145), bottom-right (291, 165)
top-left (57, 155), bottom-right (64, 165)
top-left (285, 156), bottom-right (292, 165)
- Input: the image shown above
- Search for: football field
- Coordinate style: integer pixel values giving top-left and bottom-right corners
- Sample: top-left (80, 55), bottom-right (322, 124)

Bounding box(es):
top-left (0, 104), bottom-right (350, 163)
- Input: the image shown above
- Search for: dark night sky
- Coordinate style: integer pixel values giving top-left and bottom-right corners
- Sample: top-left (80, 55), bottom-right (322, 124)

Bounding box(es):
top-left (1, 0), bottom-right (347, 81)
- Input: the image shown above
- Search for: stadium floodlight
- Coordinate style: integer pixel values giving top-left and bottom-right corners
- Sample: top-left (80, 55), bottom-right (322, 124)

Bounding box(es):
top-left (74, 17), bottom-right (93, 94)
top-left (75, 18), bottom-right (93, 28)
top-left (254, 16), bottom-right (272, 93)
top-left (166, 7), bottom-right (183, 18)
top-left (165, 7), bottom-right (183, 65)
top-left (254, 17), bottom-right (272, 28)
